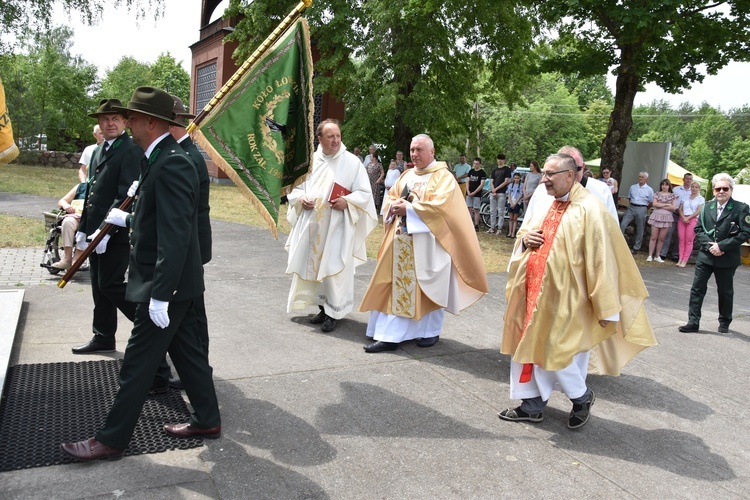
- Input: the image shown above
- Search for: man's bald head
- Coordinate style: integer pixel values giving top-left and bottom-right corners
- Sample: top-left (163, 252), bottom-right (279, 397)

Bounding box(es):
top-left (557, 145), bottom-right (584, 182)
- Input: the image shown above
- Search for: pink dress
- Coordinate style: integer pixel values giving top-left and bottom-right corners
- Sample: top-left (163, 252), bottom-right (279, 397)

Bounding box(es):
top-left (648, 191), bottom-right (677, 228)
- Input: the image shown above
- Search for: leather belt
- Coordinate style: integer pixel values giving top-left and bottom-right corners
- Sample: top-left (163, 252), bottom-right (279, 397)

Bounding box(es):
top-left (630, 203), bottom-right (647, 207)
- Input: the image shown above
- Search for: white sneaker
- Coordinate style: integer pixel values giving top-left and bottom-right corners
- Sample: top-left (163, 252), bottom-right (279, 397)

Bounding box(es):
top-left (646, 255), bottom-right (653, 262)
top-left (654, 256), bottom-right (665, 263)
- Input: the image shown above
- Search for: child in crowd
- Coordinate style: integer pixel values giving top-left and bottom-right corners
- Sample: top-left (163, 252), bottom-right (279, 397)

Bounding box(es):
top-left (506, 172), bottom-right (523, 238)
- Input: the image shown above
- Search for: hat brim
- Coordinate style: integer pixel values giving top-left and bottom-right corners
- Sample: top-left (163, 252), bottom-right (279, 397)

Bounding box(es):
top-left (111, 106), bottom-right (184, 127)
top-left (176, 112), bottom-right (196, 120)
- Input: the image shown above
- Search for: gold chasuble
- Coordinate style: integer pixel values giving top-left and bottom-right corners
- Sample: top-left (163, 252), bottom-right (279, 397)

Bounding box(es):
top-left (503, 183), bottom-right (656, 375)
top-left (360, 162), bottom-right (488, 319)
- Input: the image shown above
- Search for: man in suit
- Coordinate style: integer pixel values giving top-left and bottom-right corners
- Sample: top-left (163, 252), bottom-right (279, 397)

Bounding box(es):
top-left (61, 87), bottom-right (221, 461)
top-left (680, 173), bottom-right (750, 334)
top-left (150, 95), bottom-right (213, 392)
top-left (72, 99), bottom-right (141, 354)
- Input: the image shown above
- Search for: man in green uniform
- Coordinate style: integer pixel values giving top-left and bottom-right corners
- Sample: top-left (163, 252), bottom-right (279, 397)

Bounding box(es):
top-left (679, 173), bottom-right (750, 334)
top-left (150, 95), bottom-right (213, 392)
top-left (61, 87), bottom-right (221, 461)
top-left (72, 99), bottom-right (141, 354)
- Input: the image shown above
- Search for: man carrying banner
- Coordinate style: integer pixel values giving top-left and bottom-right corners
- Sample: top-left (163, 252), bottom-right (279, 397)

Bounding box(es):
top-left (61, 87), bottom-right (221, 461)
top-left (359, 134), bottom-right (489, 352)
top-left (285, 119), bottom-right (377, 332)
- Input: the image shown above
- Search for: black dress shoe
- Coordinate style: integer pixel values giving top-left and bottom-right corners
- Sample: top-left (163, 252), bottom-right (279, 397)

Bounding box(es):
top-left (60, 437), bottom-right (124, 461)
top-left (718, 325), bottom-right (729, 333)
top-left (309, 309), bottom-right (326, 324)
top-left (164, 423), bottom-right (221, 439)
top-left (416, 336), bottom-right (439, 348)
top-left (149, 383), bottom-right (169, 395)
top-left (678, 323), bottom-right (699, 333)
top-left (364, 341), bottom-right (399, 353)
top-left (72, 338), bottom-right (115, 354)
top-left (169, 377), bottom-right (184, 390)
top-left (321, 316), bottom-right (337, 332)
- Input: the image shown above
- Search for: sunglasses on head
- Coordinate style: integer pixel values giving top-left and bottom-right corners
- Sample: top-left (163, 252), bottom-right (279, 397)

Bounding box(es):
top-left (713, 186), bottom-right (730, 192)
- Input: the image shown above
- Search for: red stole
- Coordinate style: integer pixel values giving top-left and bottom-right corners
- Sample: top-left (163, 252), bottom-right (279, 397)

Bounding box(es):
top-left (519, 199), bottom-right (570, 382)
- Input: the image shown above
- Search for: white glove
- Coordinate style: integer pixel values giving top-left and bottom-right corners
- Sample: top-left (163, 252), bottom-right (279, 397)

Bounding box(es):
top-left (104, 208), bottom-right (128, 227)
top-left (75, 231), bottom-right (88, 251)
top-left (127, 180), bottom-right (139, 198)
top-left (89, 229), bottom-right (110, 254)
top-left (149, 298), bottom-right (170, 329)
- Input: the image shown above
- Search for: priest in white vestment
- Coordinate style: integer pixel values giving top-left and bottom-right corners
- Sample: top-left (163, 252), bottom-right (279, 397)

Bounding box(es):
top-left (285, 119), bottom-right (377, 332)
top-left (499, 153), bottom-right (656, 429)
top-left (359, 134), bottom-right (489, 353)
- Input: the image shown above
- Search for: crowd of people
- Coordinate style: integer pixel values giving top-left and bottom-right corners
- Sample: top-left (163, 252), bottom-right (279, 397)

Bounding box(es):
top-left (50, 89), bottom-right (748, 463)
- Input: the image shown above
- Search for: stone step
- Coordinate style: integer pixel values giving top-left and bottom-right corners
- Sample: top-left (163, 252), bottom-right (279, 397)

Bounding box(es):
top-left (0, 290), bottom-right (25, 401)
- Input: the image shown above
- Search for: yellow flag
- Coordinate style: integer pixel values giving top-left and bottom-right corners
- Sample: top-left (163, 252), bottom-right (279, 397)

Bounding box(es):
top-left (0, 76), bottom-right (20, 166)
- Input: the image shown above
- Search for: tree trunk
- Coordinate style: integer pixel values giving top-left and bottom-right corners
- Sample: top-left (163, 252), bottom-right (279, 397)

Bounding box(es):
top-left (600, 44), bottom-right (640, 183)
top-left (393, 64), bottom-right (420, 155)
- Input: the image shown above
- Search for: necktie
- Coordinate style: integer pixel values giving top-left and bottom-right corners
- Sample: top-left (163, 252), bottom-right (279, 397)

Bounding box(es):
top-left (717, 205), bottom-right (723, 219)
top-left (103, 142), bottom-right (110, 154)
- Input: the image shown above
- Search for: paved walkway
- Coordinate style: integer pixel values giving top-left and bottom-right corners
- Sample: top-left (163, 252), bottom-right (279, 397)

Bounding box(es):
top-left (1, 192), bottom-right (749, 499)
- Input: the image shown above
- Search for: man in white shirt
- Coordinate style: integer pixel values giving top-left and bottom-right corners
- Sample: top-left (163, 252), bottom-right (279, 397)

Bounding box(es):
top-left (77, 124), bottom-right (104, 182)
top-left (620, 172), bottom-right (655, 253)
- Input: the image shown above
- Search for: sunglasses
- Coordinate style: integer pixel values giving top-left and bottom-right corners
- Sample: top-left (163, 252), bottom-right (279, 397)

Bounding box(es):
top-left (713, 186), bottom-right (731, 192)
top-left (541, 169), bottom-right (573, 178)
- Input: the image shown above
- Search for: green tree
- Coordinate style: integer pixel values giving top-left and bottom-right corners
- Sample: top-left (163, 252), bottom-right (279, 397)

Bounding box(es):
top-left (719, 138), bottom-right (750, 176)
top-left (1, 1), bottom-right (162, 52)
top-left (480, 73), bottom-right (587, 163)
top-left (729, 105), bottom-right (750, 140)
top-left (150, 52), bottom-right (190, 108)
top-left (225, 0), bottom-right (537, 155)
top-left (1, 27), bottom-right (98, 150)
top-left (687, 138), bottom-right (716, 178)
top-left (536, 1), bottom-right (750, 182)
top-left (98, 53), bottom-right (190, 106)
top-left (0, 53), bottom-right (35, 143)
top-left (582, 100), bottom-right (611, 160)
top-left (99, 57), bottom-right (152, 103)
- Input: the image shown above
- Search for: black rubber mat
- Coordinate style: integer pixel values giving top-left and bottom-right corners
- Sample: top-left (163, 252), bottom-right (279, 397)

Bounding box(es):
top-left (0, 360), bottom-right (202, 471)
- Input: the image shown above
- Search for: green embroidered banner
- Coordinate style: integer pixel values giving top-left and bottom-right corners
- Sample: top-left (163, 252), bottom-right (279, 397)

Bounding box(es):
top-left (193, 18), bottom-right (314, 238)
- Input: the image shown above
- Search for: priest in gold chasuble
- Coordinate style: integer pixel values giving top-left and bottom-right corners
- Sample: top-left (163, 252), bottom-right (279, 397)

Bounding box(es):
top-left (359, 134), bottom-right (488, 353)
top-left (499, 153), bottom-right (656, 429)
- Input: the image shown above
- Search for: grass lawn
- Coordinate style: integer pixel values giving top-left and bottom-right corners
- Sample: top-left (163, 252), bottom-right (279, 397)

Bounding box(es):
top-left (0, 164), bottom-right (514, 272)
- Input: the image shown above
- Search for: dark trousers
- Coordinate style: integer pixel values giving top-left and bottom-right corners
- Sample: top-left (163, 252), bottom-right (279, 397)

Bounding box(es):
top-left (521, 389), bottom-right (592, 414)
top-left (96, 299), bottom-right (220, 449)
top-left (153, 293), bottom-right (209, 386)
top-left (688, 260), bottom-right (737, 327)
top-left (89, 242), bottom-right (136, 342)
top-left (620, 205), bottom-right (648, 251)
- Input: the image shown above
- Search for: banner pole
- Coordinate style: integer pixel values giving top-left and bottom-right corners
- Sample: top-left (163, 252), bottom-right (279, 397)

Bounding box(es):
top-left (186, 0), bottom-right (313, 134)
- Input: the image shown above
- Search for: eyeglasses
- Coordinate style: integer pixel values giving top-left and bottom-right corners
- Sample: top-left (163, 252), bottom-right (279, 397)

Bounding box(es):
top-left (541, 169), bottom-right (573, 178)
top-left (714, 186), bottom-right (731, 192)
top-left (576, 166), bottom-right (583, 171)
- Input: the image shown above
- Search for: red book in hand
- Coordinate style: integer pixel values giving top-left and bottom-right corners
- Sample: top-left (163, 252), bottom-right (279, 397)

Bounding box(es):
top-left (328, 182), bottom-right (351, 202)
